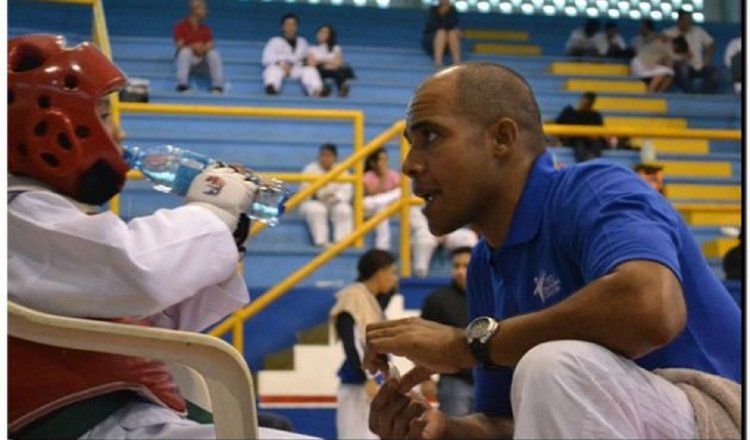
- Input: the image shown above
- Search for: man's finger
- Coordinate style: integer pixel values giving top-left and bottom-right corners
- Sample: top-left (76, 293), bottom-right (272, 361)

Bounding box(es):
top-left (397, 366), bottom-right (435, 394)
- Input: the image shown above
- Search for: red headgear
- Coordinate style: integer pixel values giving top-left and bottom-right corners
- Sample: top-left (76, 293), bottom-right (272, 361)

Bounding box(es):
top-left (8, 34), bottom-right (129, 204)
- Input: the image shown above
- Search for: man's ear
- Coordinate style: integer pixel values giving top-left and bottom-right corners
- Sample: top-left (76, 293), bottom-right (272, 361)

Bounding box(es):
top-left (489, 117), bottom-right (518, 158)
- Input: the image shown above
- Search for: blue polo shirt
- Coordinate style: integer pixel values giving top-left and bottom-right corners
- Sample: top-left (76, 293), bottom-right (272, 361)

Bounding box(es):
top-left (468, 151), bottom-right (741, 417)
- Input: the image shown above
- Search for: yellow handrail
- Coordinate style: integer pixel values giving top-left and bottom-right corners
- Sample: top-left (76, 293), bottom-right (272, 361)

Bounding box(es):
top-left (210, 197), bottom-right (413, 341)
top-left (210, 120), bottom-right (410, 346)
top-left (116, 102), bottom-right (366, 244)
top-left (543, 124), bottom-right (741, 140)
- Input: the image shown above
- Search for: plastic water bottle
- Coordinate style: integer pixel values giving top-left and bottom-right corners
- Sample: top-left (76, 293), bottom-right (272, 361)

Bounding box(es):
top-left (123, 144), bottom-right (289, 226)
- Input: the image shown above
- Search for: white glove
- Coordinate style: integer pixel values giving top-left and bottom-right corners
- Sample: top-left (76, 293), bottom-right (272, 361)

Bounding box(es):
top-left (185, 165), bottom-right (258, 231)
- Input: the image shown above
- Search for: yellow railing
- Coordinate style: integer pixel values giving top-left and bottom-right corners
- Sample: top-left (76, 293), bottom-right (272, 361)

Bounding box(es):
top-left (114, 102), bottom-right (366, 244)
top-left (209, 120), bottom-right (416, 348)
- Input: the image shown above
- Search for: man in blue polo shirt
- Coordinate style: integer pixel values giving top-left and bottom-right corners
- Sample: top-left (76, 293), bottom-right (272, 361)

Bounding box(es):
top-left (363, 62), bottom-right (740, 439)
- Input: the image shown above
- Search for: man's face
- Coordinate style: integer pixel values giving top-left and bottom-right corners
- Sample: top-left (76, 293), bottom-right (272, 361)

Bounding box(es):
top-left (677, 14), bottom-right (691, 32)
top-left (578, 96), bottom-right (594, 111)
top-left (318, 149), bottom-right (336, 171)
top-left (375, 263), bottom-right (399, 294)
top-left (192, 1), bottom-right (207, 20)
top-left (451, 251), bottom-right (471, 291)
top-left (282, 18), bottom-right (298, 39)
top-left (403, 74), bottom-right (495, 236)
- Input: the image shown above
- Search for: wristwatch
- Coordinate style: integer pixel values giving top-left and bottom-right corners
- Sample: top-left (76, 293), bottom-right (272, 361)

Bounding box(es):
top-left (464, 316), bottom-right (500, 368)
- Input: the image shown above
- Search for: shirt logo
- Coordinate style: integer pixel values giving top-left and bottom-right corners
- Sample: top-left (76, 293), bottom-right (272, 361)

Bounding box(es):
top-left (533, 271), bottom-right (561, 303)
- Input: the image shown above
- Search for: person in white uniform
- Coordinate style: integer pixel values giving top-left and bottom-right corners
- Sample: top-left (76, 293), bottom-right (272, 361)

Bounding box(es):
top-left (7, 34), bottom-right (316, 440)
top-left (262, 13), bottom-right (325, 97)
top-left (299, 143), bottom-right (354, 247)
top-left (410, 206), bottom-right (478, 278)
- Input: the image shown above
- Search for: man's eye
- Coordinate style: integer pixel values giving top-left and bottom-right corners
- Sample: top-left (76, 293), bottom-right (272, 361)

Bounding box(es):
top-left (422, 129), bottom-right (439, 143)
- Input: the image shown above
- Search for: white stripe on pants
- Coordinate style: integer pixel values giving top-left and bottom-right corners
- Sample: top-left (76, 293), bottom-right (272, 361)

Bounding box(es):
top-left (511, 340), bottom-right (696, 439)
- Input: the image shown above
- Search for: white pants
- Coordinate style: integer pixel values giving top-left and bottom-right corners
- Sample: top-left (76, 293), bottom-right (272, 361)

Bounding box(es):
top-left (336, 384), bottom-right (377, 440)
top-left (299, 200), bottom-right (353, 246)
top-left (263, 64), bottom-right (323, 96)
top-left (80, 401), bottom-right (320, 439)
top-left (363, 189), bottom-right (401, 250)
top-left (175, 47), bottom-right (224, 88)
top-left (411, 207), bottom-right (478, 276)
top-left (511, 340), bottom-right (696, 439)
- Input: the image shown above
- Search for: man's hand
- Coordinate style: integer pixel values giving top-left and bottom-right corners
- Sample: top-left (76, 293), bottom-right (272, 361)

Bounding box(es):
top-left (185, 164), bottom-right (258, 232)
top-left (369, 378), bottom-right (448, 439)
top-left (364, 318), bottom-right (473, 377)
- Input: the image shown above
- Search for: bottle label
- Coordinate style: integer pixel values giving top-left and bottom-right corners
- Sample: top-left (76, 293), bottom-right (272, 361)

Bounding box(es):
top-left (172, 165), bottom-right (203, 196)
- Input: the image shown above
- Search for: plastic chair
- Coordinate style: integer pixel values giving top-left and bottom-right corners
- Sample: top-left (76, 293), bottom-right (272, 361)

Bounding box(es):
top-left (8, 301), bottom-right (258, 439)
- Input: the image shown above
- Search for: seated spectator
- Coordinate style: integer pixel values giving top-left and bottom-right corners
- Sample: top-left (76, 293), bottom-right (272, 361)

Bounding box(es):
top-left (554, 91), bottom-right (606, 162)
top-left (421, 0), bottom-right (462, 69)
top-left (664, 9), bottom-right (718, 94)
top-left (630, 33), bottom-right (676, 93)
top-left (723, 229), bottom-right (743, 281)
top-left (724, 36), bottom-right (742, 94)
top-left (363, 148), bottom-right (401, 250)
top-left (564, 18), bottom-right (600, 57)
top-left (307, 24), bottom-right (356, 97)
top-left (420, 247), bottom-right (474, 416)
top-left (173, 0), bottom-right (224, 94)
top-left (594, 20), bottom-right (634, 58)
top-left (633, 163), bottom-right (666, 195)
top-left (631, 19), bottom-right (658, 54)
top-left (410, 206), bottom-right (477, 278)
top-left (262, 13), bottom-right (326, 97)
top-left (299, 143), bottom-right (353, 247)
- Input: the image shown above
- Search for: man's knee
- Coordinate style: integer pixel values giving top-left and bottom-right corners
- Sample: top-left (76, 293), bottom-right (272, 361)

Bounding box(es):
top-left (331, 203), bottom-right (352, 219)
top-left (302, 201), bottom-right (326, 218)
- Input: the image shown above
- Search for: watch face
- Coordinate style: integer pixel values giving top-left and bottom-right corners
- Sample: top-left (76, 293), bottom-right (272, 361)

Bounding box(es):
top-left (467, 317), bottom-right (491, 339)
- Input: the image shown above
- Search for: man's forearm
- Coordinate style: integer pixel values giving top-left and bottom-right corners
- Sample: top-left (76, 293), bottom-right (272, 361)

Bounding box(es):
top-left (444, 414), bottom-right (513, 439)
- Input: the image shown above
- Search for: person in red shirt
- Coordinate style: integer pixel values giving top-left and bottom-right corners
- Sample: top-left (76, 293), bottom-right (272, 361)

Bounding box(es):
top-left (173, 0), bottom-right (224, 94)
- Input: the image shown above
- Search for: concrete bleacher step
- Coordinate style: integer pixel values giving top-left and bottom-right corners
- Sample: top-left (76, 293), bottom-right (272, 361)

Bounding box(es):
top-left (564, 78), bottom-right (647, 94)
top-left (472, 42), bottom-right (542, 56)
top-left (675, 204), bottom-right (741, 227)
top-left (604, 116), bottom-right (688, 129)
top-left (463, 29), bottom-right (530, 41)
top-left (658, 160), bottom-right (733, 178)
top-left (664, 184), bottom-right (741, 202)
top-left (549, 62), bottom-right (629, 77)
top-left (702, 237), bottom-right (740, 259)
top-left (634, 138), bottom-right (710, 155)
top-left (594, 97), bottom-right (667, 113)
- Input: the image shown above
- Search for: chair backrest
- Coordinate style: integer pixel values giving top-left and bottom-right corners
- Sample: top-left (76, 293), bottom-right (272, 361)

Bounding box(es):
top-left (7, 301), bottom-right (258, 439)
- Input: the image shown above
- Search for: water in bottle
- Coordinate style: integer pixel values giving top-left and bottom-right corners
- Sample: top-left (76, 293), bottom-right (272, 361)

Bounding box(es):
top-left (123, 144), bottom-right (289, 226)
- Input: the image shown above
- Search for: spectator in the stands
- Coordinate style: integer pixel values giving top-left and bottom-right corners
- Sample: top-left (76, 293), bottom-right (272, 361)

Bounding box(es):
top-left (723, 230), bottom-right (743, 282)
top-left (299, 143), bottom-right (353, 248)
top-left (419, 247), bottom-right (475, 417)
top-left (664, 9), bottom-right (718, 94)
top-left (594, 20), bottom-right (633, 58)
top-left (633, 163), bottom-right (666, 195)
top-left (364, 148), bottom-right (401, 250)
top-left (630, 31), bottom-right (676, 93)
top-left (554, 91), bottom-right (606, 163)
top-left (564, 18), bottom-right (600, 57)
top-left (262, 13), bottom-right (326, 97)
top-left (422, 0), bottom-right (462, 69)
top-left (631, 19), bottom-right (658, 54)
top-left (173, 0), bottom-right (224, 94)
top-left (724, 37), bottom-right (742, 94)
top-left (411, 207), bottom-right (478, 278)
top-left (307, 24), bottom-right (356, 97)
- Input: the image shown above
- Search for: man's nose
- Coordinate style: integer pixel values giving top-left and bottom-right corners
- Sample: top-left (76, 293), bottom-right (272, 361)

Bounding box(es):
top-left (401, 150), bottom-right (423, 177)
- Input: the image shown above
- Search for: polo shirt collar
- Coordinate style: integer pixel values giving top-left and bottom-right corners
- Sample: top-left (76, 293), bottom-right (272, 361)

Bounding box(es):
top-left (500, 150), bottom-right (556, 249)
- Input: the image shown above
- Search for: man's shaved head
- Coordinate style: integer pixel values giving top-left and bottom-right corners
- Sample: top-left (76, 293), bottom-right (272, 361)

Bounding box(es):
top-left (417, 63), bottom-right (545, 152)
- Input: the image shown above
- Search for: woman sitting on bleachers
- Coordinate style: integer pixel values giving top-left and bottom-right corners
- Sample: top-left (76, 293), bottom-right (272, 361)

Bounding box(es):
top-left (306, 24), bottom-right (355, 97)
top-left (630, 25), bottom-right (677, 94)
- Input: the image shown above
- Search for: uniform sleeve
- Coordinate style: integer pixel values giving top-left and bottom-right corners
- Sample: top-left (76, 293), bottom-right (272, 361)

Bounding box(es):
top-left (9, 191), bottom-right (248, 327)
top-left (335, 312), bottom-right (364, 371)
top-left (262, 38), bottom-right (281, 66)
top-left (336, 172), bottom-right (354, 203)
top-left (554, 164), bottom-right (684, 284)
